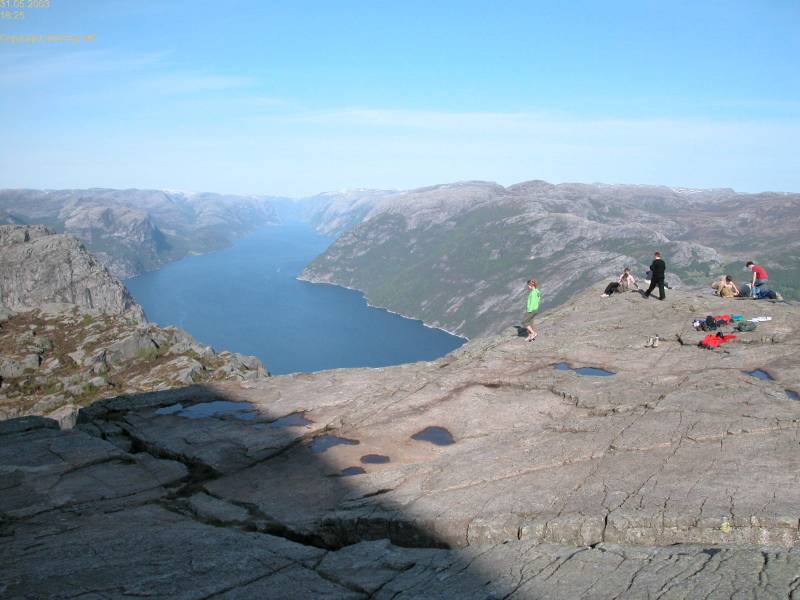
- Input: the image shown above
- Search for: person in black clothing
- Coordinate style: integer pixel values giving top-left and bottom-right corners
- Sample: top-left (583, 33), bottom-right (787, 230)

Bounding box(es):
top-left (642, 251), bottom-right (666, 300)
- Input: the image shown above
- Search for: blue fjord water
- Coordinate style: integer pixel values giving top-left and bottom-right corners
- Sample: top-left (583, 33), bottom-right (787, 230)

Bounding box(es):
top-left (125, 222), bottom-right (464, 375)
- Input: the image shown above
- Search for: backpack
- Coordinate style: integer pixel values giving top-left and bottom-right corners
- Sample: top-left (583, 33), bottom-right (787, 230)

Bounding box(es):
top-left (702, 315), bottom-right (717, 331)
top-left (735, 321), bottom-right (757, 332)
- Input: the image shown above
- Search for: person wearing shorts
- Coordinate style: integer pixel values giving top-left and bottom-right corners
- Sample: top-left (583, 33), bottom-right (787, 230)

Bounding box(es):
top-left (523, 278), bottom-right (540, 342)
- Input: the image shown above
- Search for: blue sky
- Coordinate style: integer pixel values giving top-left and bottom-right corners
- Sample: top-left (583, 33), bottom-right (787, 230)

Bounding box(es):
top-left (1, 0), bottom-right (798, 195)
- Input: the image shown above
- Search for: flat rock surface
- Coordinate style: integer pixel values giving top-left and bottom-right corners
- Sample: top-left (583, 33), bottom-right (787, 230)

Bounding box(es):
top-left (2, 287), bottom-right (800, 598)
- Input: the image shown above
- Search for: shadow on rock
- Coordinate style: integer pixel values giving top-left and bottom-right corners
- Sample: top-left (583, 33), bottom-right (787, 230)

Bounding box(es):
top-left (0, 384), bottom-right (494, 598)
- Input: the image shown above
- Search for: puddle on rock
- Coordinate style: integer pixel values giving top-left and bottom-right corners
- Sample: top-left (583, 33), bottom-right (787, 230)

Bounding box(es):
top-left (411, 426), bottom-right (455, 446)
top-left (553, 362), bottom-right (615, 377)
top-left (340, 466), bottom-right (366, 477)
top-left (310, 435), bottom-right (360, 454)
top-left (786, 390), bottom-right (799, 401)
top-left (744, 369), bottom-right (773, 381)
top-left (360, 454), bottom-right (391, 464)
top-left (154, 403), bottom-right (184, 416)
top-left (254, 412), bottom-right (313, 429)
top-left (155, 400), bottom-right (258, 420)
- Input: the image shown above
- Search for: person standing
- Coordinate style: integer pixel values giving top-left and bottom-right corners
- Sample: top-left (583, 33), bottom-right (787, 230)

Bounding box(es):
top-left (746, 261), bottom-right (768, 296)
top-left (523, 278), bottom-right (540, 342)
top-left (642, 251), bottom-right (666, 300)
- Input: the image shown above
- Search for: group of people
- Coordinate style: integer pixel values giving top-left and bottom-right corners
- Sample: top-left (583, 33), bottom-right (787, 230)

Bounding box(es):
top-left (712, 261), bottom-right (782, 300)
top-left (521, 256), bottom-right (781, 342)
top-left (522, 251), bottom-right (667, 342)
top-left (601, 251), bottom-right (668, 300)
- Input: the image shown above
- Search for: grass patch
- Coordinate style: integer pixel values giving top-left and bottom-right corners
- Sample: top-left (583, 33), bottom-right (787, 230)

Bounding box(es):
top-left (136, 344), bottom-right (170, 363)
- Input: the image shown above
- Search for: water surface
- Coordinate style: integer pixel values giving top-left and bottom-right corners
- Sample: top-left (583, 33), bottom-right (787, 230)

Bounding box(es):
top-left (126, 222), bottom-right (464, 374)
top-left (744, 369), bottom-right (773, 381)
top-left (553, 362), bottom-right (616, 377)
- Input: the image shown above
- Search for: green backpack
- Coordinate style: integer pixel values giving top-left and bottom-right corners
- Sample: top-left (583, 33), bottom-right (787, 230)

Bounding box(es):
top-left (735, 321), bottom-right (757, 332)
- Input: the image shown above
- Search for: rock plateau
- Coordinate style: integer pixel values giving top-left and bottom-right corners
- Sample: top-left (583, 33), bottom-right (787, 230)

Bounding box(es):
top-left (3, 285), bottom-right (799, 598)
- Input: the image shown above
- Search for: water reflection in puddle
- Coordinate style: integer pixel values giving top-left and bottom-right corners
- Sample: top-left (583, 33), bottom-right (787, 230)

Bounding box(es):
top-left (253, 412), bottom-right (313, 429)
top-left (310, 435), bottom-right (360, 454)
top-left (411, 426), bottom-right (455, 446)
top-left (154, 403), bottom-right (184, 416)
top-left (744, 369), bottom-right (773, 381)
top-left (340, 466), bottom-right (366, 477)
top-left (553, 362), bottom-right (615, 377)
top-left (155, 400), bottom-right (258, 420)
top-left (360, 454), bottom-right (391, 464)
top-left (786, 390), bottom-right (799, 401)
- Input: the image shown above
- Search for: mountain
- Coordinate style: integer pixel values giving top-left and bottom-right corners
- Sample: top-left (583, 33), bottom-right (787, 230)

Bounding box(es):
top-left (300, 180), bottom-right (800, 338)
top-left (0, 189), bottom-right (282, 278)
top-left (3, 283), bottom-right (799, 596)
top-left (271, 188), bottom-right (396, 236)
top-left (0, 225), bottom-right (267, 426)
top-left (0, 224), bottom-right (144, 319)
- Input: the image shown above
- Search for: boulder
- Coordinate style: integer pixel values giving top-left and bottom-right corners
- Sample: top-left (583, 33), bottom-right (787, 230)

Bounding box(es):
top-left (0, 357), bottom-right (24, 378)
top-left (105, 332), bottom-right (157, 365)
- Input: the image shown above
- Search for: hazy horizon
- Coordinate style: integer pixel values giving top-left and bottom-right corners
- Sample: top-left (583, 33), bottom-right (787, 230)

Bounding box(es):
top-left (2, 176), bottom-right (799, 199)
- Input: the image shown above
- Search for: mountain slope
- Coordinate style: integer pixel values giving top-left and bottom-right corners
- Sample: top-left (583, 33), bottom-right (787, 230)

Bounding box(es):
top-left (0, 225), bottom-right (144, 319)
top-left (0, 189), bottom-right (281, 278)
top-left (0, 224), bottom-right (267, 425)
top-left (301, 180), bottom-right (800, 338)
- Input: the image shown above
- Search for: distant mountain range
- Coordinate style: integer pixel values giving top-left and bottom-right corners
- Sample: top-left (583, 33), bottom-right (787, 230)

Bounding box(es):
top-left (299, 181), bottom-right (800, 338)
top-left (0, 189), bottom-right (280, 278)
top-left (4, 182), bottom-right (797, 339)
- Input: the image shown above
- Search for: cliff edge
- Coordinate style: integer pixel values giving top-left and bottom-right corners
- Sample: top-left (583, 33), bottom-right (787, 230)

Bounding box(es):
top-left (0, 225), bottom-right (144, 320)
top-left (2, 285), bottom-right (798, 597)
top-left (0, 225), bottom-right (268, 427)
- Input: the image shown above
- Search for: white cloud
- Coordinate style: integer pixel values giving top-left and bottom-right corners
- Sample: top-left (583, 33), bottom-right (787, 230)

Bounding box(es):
top-left (0, 49), bottom-right (170, 86)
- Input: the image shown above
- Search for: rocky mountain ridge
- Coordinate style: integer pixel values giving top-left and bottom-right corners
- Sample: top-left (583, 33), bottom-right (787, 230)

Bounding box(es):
top-left (0, 188), bottom-right (281, 278)
top-left (2, 284), bottom-right (799, 597)
top-left (0, 224), bottom-right (144, 320)
top-left (300, 180), bottom-right (800, 338)
top-left (0, 225), bottom-right (268, 427)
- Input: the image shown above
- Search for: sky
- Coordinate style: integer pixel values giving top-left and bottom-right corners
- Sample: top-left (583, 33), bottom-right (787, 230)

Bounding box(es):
top-left (1, 0), bottom-right (799, 196)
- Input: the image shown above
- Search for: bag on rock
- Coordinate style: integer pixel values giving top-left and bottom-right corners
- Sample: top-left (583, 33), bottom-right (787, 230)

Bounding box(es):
top-left (735, 321), bottom-right (757, 332)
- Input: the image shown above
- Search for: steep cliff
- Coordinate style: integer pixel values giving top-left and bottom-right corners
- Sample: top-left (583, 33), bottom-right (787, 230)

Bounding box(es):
top-left (0, 225), bottom-right (144, 319)
top-left (0, 225), bottom-right (267, 426)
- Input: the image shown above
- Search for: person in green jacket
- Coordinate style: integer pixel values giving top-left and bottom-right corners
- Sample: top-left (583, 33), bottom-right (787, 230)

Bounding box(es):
top-left (523, 278), bottom-right (540, 342)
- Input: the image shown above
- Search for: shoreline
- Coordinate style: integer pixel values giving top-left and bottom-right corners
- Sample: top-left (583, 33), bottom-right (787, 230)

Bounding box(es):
top-left (124, 222), bottom-right (282, 282)
top-left (296, 273), bottom-right (470, 341)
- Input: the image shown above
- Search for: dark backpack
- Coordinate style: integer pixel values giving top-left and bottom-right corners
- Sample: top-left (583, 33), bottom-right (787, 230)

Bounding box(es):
top-left (703, 315), bottom-right (717, 331)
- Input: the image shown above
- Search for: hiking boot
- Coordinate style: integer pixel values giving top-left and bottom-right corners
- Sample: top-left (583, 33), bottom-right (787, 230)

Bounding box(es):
top-left (652, 336), bottom-right (660, 347)
top-left (775, 293), bottom-right (784, 301)
top-left (645, 337), bottom-right (654, 348)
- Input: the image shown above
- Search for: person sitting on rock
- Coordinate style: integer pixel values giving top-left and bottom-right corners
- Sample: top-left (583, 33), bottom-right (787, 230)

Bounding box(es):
top-left (602, 267), bottom-right (639, 297)
top-left (718, 275), bottom-right (741, 298)
top-left (711, 275), bottom-right (726, 294)
top-left (523, 278), bottom-right (540, 342)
